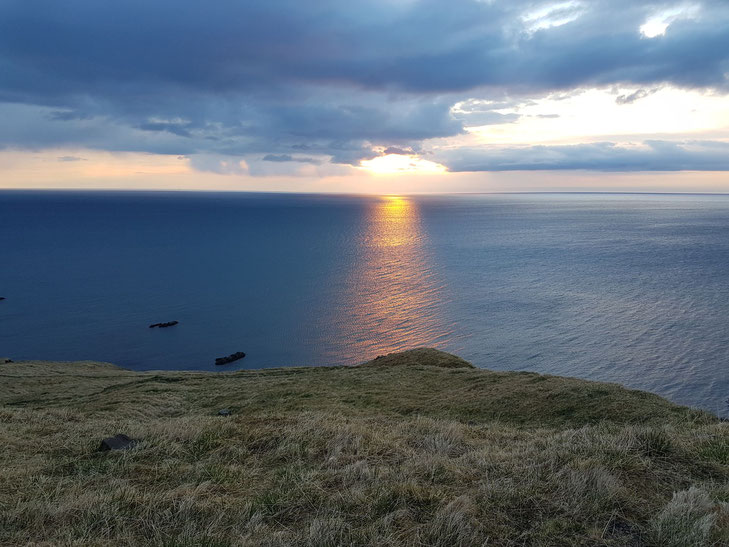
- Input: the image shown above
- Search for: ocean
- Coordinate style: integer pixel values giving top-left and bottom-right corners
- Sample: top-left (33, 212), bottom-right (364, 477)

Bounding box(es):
top-left (1, 191), bottom-right (728, 415)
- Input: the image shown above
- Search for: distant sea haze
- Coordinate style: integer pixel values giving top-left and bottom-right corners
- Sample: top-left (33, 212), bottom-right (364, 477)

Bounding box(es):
top-left (1, 191), bottom-right (728, 416)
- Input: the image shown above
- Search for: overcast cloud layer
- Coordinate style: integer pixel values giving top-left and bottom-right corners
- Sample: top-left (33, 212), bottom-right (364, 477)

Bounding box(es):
top-left (1, 0), bottom-right (728, 173)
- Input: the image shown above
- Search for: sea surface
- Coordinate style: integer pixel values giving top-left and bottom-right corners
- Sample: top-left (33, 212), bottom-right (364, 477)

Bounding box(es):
top-left (1, 191), bottom-right (728, 415)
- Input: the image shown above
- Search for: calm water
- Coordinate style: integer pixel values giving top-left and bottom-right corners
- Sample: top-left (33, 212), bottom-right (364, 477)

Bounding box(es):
top-left (1, 191), bottom-right (728, 415)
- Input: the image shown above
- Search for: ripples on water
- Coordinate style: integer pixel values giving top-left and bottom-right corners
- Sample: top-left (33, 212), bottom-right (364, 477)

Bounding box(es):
top-left (0, 191), bottom-right (728, 415)
top-left (332, 196), bottom-right (455, 360)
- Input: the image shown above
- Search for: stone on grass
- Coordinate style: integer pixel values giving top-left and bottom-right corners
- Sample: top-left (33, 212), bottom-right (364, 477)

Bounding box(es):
top-left (99, 434), bottom-right (137, 451)
top-left (218, 409), bottom-right (232, 417)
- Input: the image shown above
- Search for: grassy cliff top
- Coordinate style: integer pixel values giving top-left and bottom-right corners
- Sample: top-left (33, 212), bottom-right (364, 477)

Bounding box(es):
top-left (1, 349), bottom-right (728, 545)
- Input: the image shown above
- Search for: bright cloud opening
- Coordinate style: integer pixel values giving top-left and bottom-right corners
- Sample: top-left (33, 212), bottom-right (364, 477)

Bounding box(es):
top-left (640, 3), bottom-right (700, 38)
top-left (462, 86), bottom-right (729, 146)
top-left (521, 1), bottom-right (583, 34)
top-left (640, 19), bottom-right (670, 38)
top-left (359, 154), bottom-right (447, 175)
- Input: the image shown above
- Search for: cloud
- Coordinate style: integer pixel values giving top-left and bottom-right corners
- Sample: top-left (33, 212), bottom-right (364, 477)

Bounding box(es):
top-left (439, 140), bottom-right (729, 172)
top-left (453, 109), bottom-right (521, 127)
top-left (0, 0), bottom-right (727, 171)
top-left (616, 88), bottom-right (659, 105)
top-left (262, 154), bottom-right (321, 164)
top-left (187, 154), bottom-right (248, 175)
top-left (382, 147), bottom-right (414, 155)
top-left (49, 110), bottom-right (93, 121)
top-left (57, 155), bottom-right (85, 162)
top-left (137, 119), bottom-right (194, 138)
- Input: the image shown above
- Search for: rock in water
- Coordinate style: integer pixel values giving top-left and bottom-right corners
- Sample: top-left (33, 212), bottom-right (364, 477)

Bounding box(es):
top-left (149, 321), bottom-right (179, 328)
top-left (0, 297), bottom-right (5, 301)
top-left (99, 434), bottom-right (137, 451)
top-left (215, 351), bottom-right (246, 366)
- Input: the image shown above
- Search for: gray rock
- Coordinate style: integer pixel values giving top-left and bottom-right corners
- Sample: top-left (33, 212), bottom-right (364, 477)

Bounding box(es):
top-left (1, 358), bottom-right (12, 364)
top-left (218, 409), bottom-right (232, 417)
top-left (149, 321), bottom-right (179, 328)
top-left (215, 351), bottom-right (246, 365)
top-left (99, 434), bottom-right (137, 451)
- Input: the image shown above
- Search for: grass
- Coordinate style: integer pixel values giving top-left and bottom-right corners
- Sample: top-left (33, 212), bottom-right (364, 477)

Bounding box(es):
top-left (0, 348), bottom-right (727, 546)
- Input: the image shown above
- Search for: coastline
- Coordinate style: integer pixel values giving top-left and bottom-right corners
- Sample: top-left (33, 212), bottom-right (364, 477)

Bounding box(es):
top-left (1, 348), bottom-right (727, 545)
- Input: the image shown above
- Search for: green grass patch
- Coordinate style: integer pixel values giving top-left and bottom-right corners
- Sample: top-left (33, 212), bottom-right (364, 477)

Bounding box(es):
top-left (0, 348), bottom-right (727, 545)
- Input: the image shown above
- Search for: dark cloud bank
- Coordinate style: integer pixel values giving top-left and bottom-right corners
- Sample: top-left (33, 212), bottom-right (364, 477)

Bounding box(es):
top-left (0, 0), bottom-right (728, 173)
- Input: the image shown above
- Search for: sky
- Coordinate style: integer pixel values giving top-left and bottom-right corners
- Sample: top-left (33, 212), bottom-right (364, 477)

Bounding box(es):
top-left (1, 0), bottom-right (728, 193)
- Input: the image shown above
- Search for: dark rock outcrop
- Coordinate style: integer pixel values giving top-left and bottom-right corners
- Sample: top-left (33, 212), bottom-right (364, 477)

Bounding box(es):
top-left (149, 321), bottom-right (179, 329)
top-left (98, 434), bottom-right (137, 451)
top-left (215, 352), bottom-right (246, 366)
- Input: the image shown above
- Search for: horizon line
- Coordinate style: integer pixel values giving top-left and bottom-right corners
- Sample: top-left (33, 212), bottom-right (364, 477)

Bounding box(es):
top-left (2, 188), bottom-right (729, 198)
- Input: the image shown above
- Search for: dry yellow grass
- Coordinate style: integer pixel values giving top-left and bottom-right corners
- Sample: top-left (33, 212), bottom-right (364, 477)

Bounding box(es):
top-left (1, 348), bottom-right (727, 546)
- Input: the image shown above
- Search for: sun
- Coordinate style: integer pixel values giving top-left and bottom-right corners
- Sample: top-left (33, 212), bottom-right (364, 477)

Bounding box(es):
top-left (359, 154), bottom-right (447, 175)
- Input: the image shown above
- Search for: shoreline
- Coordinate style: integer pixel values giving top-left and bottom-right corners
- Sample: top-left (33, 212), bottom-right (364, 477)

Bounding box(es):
top-left (2, 350), bottom-right (721, 418)
top-left (2, 348), bottom-right (727, 544)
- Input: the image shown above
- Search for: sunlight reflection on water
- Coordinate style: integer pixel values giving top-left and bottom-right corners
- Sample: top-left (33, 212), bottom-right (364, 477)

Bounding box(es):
top-left (334, 196), bottom-right (455, 361)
